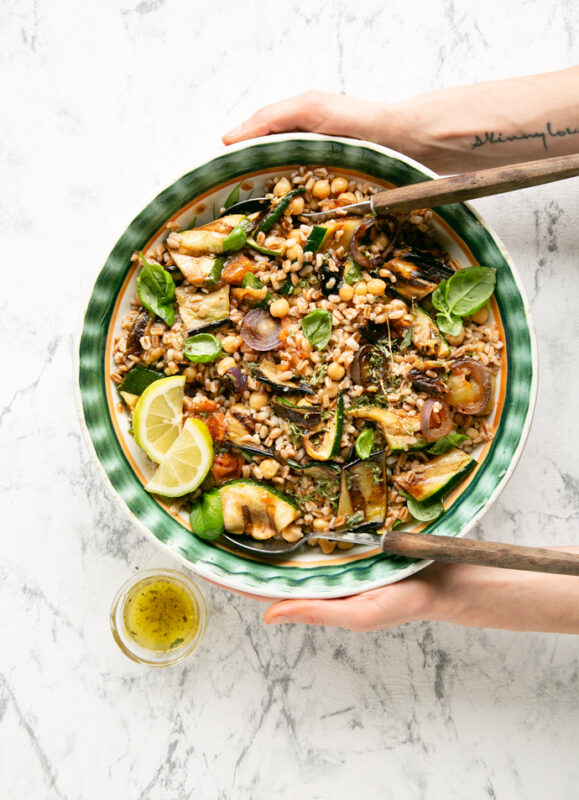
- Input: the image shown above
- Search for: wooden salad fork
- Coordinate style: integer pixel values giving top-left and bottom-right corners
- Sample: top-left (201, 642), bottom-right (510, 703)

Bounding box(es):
top-left (224, 153), bottom-right (579, 222)
top-left (222, 529), bottom-right (579, 576)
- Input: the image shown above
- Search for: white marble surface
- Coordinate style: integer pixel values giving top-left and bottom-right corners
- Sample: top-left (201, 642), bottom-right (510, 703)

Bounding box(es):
top-left (2, 1), bottom-right (579, 797)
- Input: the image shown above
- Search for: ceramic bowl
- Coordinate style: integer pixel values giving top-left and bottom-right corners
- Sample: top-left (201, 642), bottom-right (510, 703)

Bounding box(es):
top-left (77, 134), bottom-right (537, 599)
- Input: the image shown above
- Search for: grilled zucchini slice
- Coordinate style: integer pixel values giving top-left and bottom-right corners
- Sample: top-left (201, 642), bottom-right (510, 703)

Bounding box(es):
top-left (218, 479), bottom-right (300, 540)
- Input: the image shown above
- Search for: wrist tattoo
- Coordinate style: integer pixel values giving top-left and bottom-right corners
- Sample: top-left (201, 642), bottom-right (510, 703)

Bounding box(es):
top-left (471, 121), bottom-right (579, 151)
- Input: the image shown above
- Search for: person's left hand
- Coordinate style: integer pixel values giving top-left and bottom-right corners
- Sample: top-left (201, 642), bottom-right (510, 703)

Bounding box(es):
top-left (264, 565), bottom-right (442, 631)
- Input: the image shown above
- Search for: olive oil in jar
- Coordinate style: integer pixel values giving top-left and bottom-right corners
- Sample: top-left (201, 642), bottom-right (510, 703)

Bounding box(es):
top-left (123, 577), bottom-right (199, 652)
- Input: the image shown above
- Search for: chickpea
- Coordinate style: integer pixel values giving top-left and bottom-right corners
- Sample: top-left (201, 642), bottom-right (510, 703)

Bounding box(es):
top-left (325, 381), bottom-right (340, 399)
top-left (288, 195), bottom-right (305, 216)
top-left (282, 524), bottom-right (303, 543)
top-left (471, 304), bottom-right (489, 325)
top-left (270, 297), bottom-right (290, 318)
top-left (312, 179), bottom-right (331, 199)
top-left (354, 281), bottom-right (368, 296)
top-left (319, 538), bottom-right (337, 554)
top-left (367, 278), bottom-right (387, 296)
top-left (260, 458), bottom-right (280, 480)
top-left (339, 284), bottom-right (354, 302)
top-left (285, 243), bottom-right (304, 264)
top-left (445, 327), bottom-right (465, 346)
top-left (222, 335), bottom-right (241, 354)
top-left (337, 541), bottom-right (354, 550)
top-left (249, 391), bottom-right (269, 410)
top-left (331, 176), bottom-right (349, 194)
top-left (216, 356), bottom-right (236, 376)
top-left (313, 518), bottom-right (329, 532)
top-left (338, 191), bottom-right (357, 206)
top-left (273, 176), bottom-right (291, 196)
top-left (327, 362), bottom-right (346, 381)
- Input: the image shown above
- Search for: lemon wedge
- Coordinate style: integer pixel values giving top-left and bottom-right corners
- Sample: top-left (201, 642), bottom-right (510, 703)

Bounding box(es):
top-left (133, 375), bottom-right (185, 463)
top-left (145, 417), bottom-right (213, 497)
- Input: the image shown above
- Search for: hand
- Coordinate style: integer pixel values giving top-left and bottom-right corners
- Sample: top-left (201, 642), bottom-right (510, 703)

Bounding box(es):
top-left (223, 69), bottom-right (579, 173)
top-left (264, 552), bottom-right (579, 634)
top-left (222, 90), bottom-right (387, 147)
top-left (264, 565), bottom-right (440, 631)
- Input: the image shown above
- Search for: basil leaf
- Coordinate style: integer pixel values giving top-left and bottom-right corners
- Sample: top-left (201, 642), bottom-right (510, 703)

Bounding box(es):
top-left (137, 252), bottom-right (175, 327)
top-left (427, 432), bottom-right (469, 455)
top-left (278, 278), bottom-right (293, 295)
top-left (190, 489), bottom-right (224, 540)
top-left (400, 491), bottom-right (444, 523)
top-left (242, 272), bottom-right (263, 290)
top-left (301, 309), bottom-right (333, 351)
top-left (242, 272), bottom-right (270, 308)
top-left (436, 311), bottom-right (463, 338)
top-left (224, 181), bottom-right (242, 209)
top-left (222, 224), bottom-right (247, 252)
top-left (183, 333), bottom-right (223, 363)
top-left (355, 429), bottom-right (374, 460)
top-left (344, 259), bottom-right (362, 285)
top-left (399, 325), bottom-right (414, 352)
top-left (431, 279), bottom-right (449, 313)
top-left (445, 267), bottom-right (496, 316)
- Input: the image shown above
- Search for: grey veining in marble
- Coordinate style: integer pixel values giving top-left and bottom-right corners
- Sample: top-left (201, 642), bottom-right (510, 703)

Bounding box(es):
top-left (2, 0), bottom-right (579, 798)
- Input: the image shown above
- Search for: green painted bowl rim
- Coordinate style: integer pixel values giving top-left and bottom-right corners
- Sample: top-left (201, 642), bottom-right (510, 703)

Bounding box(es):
top-left (76, 133), bottom-right (538, 599)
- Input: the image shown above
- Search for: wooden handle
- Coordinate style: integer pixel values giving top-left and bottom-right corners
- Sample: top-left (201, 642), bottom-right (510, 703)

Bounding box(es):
top-left (381, 531), bottom-right (579, 576)
top-left (371, 153), bottom-right (579, 214)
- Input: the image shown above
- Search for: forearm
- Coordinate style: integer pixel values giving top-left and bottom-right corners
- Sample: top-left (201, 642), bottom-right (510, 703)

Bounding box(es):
top-left (430, 548), bottom-right (579, 633)
top-left (383, 67), bottom-right (579, 173)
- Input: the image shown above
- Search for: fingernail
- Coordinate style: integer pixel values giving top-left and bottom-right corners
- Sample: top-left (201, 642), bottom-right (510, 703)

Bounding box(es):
top-left (268, 615), bottom-right (290, 625)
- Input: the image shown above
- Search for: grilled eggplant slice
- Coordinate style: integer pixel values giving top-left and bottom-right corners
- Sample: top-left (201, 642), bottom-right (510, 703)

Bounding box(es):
top-left (125, 308), bottom-right (150, 355)
top-left (412, 306), bottom-right (450, 358)
top-left (349, 406), bottom-right (428, 451)
top-left (175, 284), bottom-right (230, 334)
top-left (271, 397), bottom-right (322, 427)
top-left (256, 361), bottom-right (315, 395)
top-left (395, 448), bottom-right (476, 502)
top-left (382, 252), bottom-right (453, 301)
top-left (168, 252), bottom-right (225, 286)
top-left (408, 368), bottom-right (447, 395)
top-left (224, 403), bottom-right (256, 446)
top-left (168, 214), bottom-right (246, 255)
top-left (218, 479), bottom-right (299, 540)
top-left (338, 451), bottom-right (387, 530)
top-left (286, 460), bottom-right (341, 479)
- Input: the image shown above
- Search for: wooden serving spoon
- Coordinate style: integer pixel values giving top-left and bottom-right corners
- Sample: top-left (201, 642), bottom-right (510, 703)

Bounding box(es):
top-left (223, 153), bottom-right (579, 222)
top-left (222, 529), bottom-right (579, 576)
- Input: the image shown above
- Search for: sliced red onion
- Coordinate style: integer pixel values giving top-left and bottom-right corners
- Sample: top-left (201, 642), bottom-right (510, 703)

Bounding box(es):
top-left (421, 398), bottom-right (453, 441)
top-left (240, 309), bottom-right (282, 352)
top-left (222, 367), bottom-right (248, 394)
top-left (448, 358), bottom-right (492, 415)
top-left (350, 215), bottom-right (398, 271)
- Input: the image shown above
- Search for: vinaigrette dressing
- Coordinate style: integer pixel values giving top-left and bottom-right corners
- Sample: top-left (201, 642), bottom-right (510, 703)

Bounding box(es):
top-left (123, 578), bottom-right (199, 652)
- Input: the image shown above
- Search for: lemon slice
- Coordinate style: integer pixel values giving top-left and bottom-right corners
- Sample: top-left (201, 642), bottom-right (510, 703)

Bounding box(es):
top-left (133, 375), bottom-right (186, 463)
top-left (146, 418), bottom-right (213, 497)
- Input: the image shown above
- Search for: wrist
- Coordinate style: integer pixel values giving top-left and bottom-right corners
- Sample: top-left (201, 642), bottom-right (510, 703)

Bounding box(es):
top-left (379, 94), bottom-right (475, 174)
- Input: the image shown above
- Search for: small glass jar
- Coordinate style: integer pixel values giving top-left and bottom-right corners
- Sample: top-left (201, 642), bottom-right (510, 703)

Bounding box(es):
top-left (110, 569), bottom-right (207, 667)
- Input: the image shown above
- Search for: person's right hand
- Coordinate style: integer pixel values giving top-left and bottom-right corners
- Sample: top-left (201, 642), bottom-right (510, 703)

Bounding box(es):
top-left (222, 91), bottom-right (387, 146)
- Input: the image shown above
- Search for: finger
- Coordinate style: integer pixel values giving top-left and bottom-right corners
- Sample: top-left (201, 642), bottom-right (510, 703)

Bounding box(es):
top-left (264, 581), bottom-right (425, 632)
top-left (222, 93), bottom-right (323, 145)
